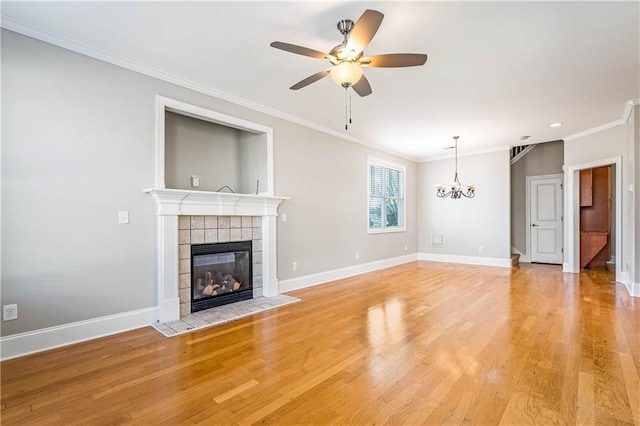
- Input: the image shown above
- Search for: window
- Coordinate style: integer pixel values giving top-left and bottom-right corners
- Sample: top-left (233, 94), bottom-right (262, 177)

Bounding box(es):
top-left (368, 158), bottom-right (405, 233)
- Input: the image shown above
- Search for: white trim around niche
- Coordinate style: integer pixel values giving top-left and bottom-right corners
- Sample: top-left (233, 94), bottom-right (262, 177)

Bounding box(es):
top-left (155, 95), bottom-right (274, 194)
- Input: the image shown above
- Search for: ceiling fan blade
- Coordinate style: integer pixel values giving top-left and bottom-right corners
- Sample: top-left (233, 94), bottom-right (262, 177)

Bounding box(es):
top-left (270, 41), bottom-right (333, 61)
top-left (346, 9), bottom-right (384, 57)
top-left (360, 53), bottom-right (428, 67)
top-left (351, 75), bottom-right (372, 97)
top-left (290, 69), bottom-right (331, 90)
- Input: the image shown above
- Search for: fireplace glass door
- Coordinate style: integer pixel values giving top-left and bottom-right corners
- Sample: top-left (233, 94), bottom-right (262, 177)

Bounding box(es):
top-left (191, 241), bottom-right (252, 312)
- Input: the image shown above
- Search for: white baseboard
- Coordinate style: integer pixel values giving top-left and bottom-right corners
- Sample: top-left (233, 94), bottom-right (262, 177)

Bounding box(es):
top-left (279, 253), bottom-right (419, 293)
top-left (0, 307), bottom-right (157, 361)
top-left (626, 282), bottom-right (640, 297)
top-left (620, 271), bottom-right (640, 297)
top-left (418, 252), bottom-right (512, 268)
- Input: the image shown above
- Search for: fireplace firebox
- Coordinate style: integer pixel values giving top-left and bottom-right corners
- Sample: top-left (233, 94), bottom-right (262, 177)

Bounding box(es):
top-left (191, 241), bottom-right (253, 312)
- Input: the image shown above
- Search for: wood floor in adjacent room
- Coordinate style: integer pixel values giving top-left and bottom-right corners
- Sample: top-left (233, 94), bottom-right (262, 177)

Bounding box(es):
top-left (2, 262), bottom-right (639, 425)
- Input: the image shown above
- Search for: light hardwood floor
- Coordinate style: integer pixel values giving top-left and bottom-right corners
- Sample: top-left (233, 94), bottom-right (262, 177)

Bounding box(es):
top-left (2, 262), bottom-right (639, 425)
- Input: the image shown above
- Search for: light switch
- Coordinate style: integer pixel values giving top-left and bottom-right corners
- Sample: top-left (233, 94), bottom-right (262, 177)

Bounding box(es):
top-left (282, 213), bottom-right (288, 223)
top-left (118, 211), bottom-right (129, 224)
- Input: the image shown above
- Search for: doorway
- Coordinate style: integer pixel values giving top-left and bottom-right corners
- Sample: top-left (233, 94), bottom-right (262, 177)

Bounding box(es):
top-left (579, 166), bottom-right (613, 269)
top-left (566, 157), bottom-right (622, 281)
top-left (526, 174), bottom-right (563, 264)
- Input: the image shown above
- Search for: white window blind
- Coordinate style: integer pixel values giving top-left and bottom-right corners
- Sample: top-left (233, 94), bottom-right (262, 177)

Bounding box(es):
top-left (368, 159), bottom-right (405, 232)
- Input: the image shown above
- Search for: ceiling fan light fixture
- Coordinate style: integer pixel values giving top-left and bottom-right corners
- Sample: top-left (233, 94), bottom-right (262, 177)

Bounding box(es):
top-left (330, 61), bottom-right (363, 87)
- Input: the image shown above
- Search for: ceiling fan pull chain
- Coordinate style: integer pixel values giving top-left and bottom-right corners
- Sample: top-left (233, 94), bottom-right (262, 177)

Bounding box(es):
top-left (344, 88), bottom-right (348, 130)
top-left (349, 91), bottom-right (353, 124)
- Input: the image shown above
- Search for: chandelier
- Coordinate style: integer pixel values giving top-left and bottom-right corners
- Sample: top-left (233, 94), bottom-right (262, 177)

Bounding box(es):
top-left (435, 136), bottom-right (476, 199)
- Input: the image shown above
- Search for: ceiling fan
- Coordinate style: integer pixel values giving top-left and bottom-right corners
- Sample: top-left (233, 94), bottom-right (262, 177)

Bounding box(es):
top-left (270, 9), bottom-right (428, 97)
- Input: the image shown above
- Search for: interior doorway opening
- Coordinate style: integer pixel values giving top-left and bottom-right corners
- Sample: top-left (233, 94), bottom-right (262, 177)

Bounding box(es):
top-left (578, 165), bottom-right (615, 270)
top-left (566, 157), bottom-right (622, 282)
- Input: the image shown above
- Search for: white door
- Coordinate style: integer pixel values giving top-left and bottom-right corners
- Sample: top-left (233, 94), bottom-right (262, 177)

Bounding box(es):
top-left (529, 175), bottom-right (563, 264)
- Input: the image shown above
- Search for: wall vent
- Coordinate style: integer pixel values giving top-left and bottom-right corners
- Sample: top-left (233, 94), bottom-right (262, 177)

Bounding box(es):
top-left (431, 233), bottom-right (445, 247)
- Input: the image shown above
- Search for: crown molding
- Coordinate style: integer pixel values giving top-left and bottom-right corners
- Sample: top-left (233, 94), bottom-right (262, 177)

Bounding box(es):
top-left (563, 98), bottom-right (639, 142)
top-left (2, 17), bottom-right (636, 163)
top-left (0, 18), bottom-right (417, 163)
top-left (418, 145), bottom-right (510, 163)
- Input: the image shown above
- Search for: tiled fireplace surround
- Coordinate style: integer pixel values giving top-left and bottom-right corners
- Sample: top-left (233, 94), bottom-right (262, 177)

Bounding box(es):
top-left (177, 215), bottom-right (263, 317)
top-left (145, 188), bottom-right (287, 323)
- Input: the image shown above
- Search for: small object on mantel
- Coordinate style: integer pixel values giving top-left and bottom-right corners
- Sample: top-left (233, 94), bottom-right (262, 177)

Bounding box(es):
top-left (215, 185), bottom-right (235, 193)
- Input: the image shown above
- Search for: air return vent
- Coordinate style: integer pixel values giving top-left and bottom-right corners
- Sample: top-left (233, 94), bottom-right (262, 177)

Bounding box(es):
top-left (431, 233), bottom-right (445, 247)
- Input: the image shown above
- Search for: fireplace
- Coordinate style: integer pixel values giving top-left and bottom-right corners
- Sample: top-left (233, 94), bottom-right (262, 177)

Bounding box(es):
top-left (191, 241), bottom-right (253, 312)
top-left (145, 188), bottom-right (287, 322)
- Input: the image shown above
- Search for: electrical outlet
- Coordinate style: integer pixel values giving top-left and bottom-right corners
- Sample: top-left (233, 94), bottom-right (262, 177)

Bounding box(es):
top-left (404, 245), bottom-right (408, 251)
top-left (3, 304), bottom-right (18, 321)
top-left (282, 213), bottom-right (288, 223)
top-left (118, 211), bottom-right (129, 224)
top-left (355, 252), bottom-right (360, 260)
top-left (478, 246), bottom-right (484, 253)
top-left (292, 261), bottom-right (297, 271)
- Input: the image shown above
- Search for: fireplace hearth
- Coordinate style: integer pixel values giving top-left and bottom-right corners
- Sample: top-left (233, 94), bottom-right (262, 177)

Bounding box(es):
top-left (191, 241), bottom-right (253, 312)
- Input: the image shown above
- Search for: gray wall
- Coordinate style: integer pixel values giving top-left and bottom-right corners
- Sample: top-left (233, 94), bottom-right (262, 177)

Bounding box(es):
top-left (165, 112), bottom-right (241, 192)
top-left (510, 141), bottom-right (564, 257)
top-left (564, 120), bottom-right (635, 282)
top-left (418, 150), bottom-right (511, 260)
top-left (238, 132), bottom-right (267, 195)
top-left (276, 127), bottom-right (417, 278)
top-left (1, 30), bottom-right (418, 336)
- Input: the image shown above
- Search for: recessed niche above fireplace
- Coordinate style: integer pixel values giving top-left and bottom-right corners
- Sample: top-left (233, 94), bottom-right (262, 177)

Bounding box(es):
top-left (165, 112), bottom-right (268, 194)
top-left (145, 96), bottom-right (288, 323)
top-left (154, 95), bottom-right (274, 195)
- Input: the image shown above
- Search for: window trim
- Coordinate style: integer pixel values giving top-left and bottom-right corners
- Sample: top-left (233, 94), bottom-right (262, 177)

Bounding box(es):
top-left (367, 156), bottom-right (407, 234)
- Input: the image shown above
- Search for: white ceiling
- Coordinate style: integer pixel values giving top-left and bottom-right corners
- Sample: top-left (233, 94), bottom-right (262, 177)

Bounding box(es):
top-left (2, 1), bottom-right (638, 160)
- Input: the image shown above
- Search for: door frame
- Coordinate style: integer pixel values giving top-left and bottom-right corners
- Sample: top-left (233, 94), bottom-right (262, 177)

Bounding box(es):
top-left (526, 173), bottom-right (564, 264)
top-left (565, 156), bottom-right (622, 282)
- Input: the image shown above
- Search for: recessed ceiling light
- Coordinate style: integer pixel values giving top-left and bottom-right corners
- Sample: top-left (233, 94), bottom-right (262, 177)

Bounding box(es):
top-left (550, 122), bottom-right (563, 128)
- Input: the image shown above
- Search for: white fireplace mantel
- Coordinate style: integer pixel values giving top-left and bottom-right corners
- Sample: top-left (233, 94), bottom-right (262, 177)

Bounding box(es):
top-left (144, 188), bottom-right (288, 217)
top-left (145, 188), bottom-right (288, 322)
